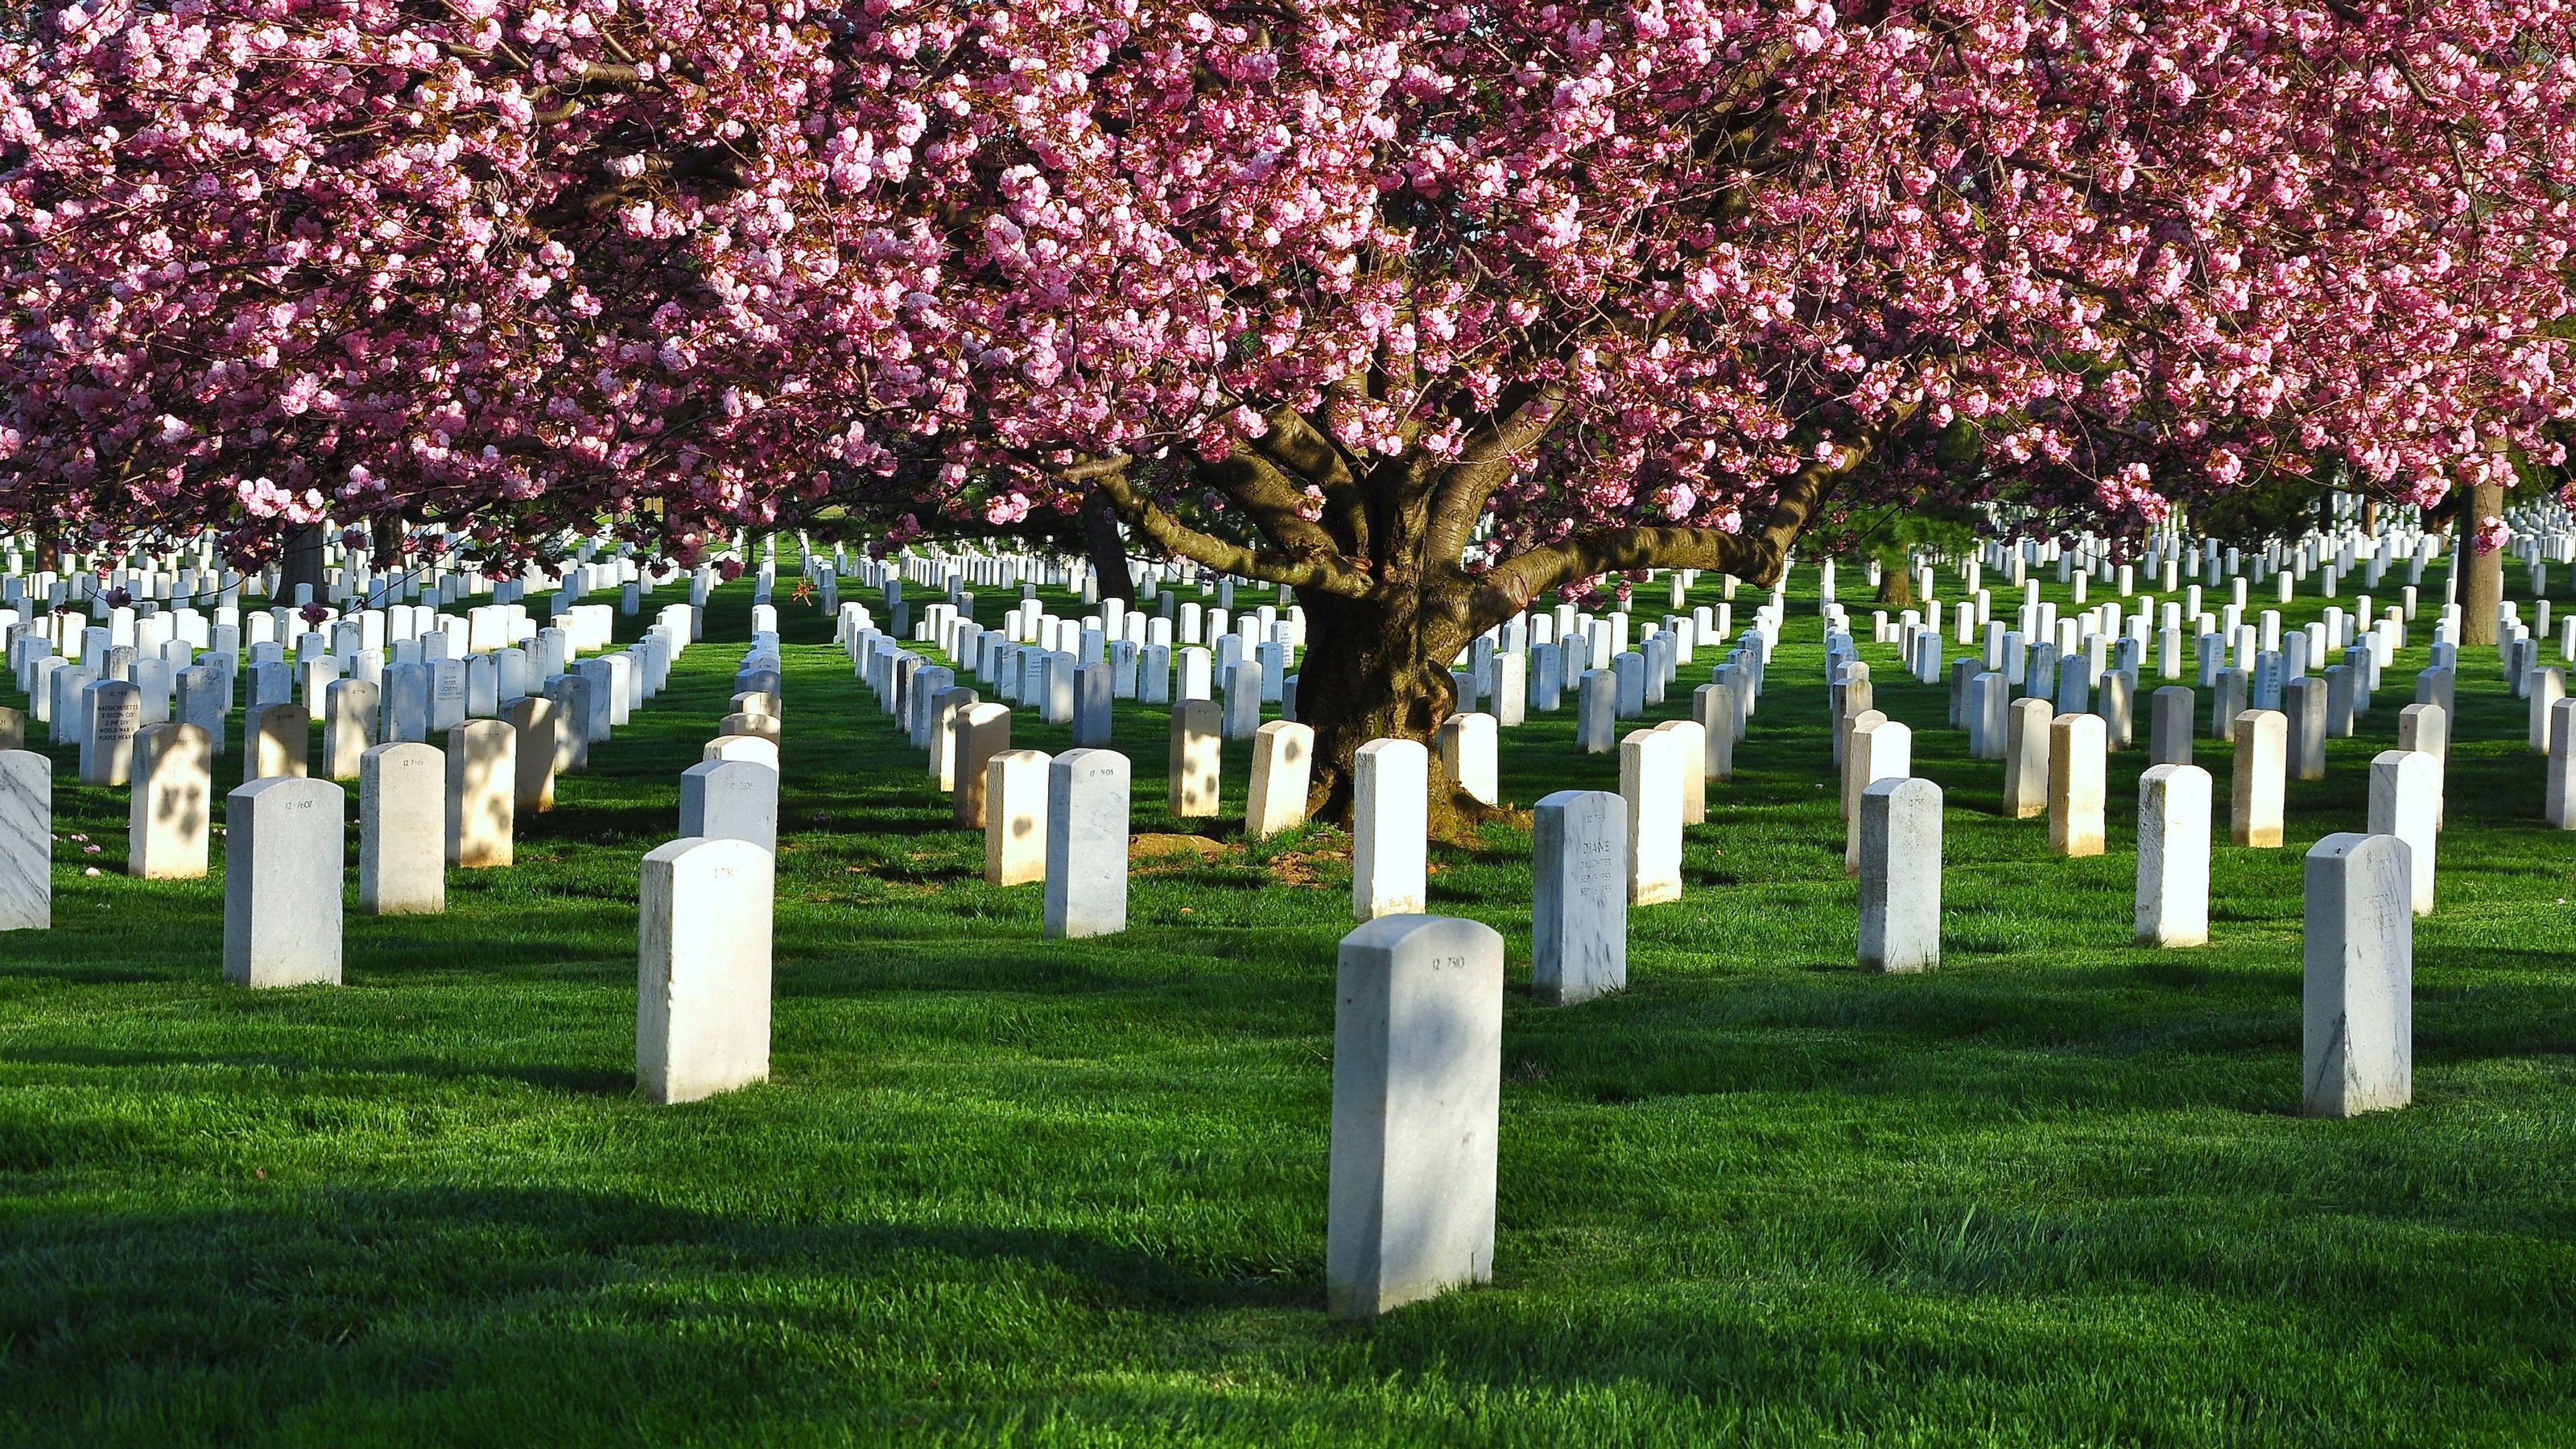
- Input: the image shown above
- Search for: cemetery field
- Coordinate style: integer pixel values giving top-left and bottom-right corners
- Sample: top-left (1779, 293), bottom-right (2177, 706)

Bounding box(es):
top-left (6, 569), bottom-right (2576, 1447)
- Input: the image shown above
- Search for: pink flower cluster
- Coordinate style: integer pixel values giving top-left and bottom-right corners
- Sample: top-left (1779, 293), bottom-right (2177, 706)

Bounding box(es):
top-left (3, 0), bottom-right (2572, 571)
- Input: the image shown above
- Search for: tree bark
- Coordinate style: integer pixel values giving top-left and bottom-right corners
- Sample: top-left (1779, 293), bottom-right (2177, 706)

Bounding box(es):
top-left (371, 514), bottom-right (408, 571)
top-left (1292, 584), bottom-right (1491, 838)
top-left (2461, 481), bottom-right (2504, 646)
top-left (1876, 564), bottom-right (1913, 607)
top-left (1081, 417), bottom-right (1866, 832)
top-left (278, 522), bottom-right (330, 605)
top-left (1080, 489), bottom-right (1136, 605)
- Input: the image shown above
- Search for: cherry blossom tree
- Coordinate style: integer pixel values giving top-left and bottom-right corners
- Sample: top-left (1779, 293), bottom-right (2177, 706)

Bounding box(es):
top-left (9, 0), bottom-right (2574, 816)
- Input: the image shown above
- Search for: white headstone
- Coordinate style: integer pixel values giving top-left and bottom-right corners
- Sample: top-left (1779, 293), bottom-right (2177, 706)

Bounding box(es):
top-left (222, 776), bottom-right (345, 987)
top-left (950, 703), bottom-right (1013, 828)
top-left (78, 679), bottom-right (142, 786)
top-left (1245, 721), bottom-right (1314, 839)
top-left (2135, 763), bottom-right (2211, 947)
top-left (129, 723), bottom-right (213, 881)
top-left (1352, 739), bottom-right (1428, 921)
top-left (2302, 832), bottom-right (2413, 1118)
top-left (2230, 709), bottom-right (2287, 848)
top-left (1166, 700), bottom-right (1222, 817)
top-left (2047, 713), bottom-right (2107, 857)
top-left (1044, 748), bottom-right (1130, 939)
top-left (1435, 712), bottom-right (1497, 807)
top-left (983, 749), bottom-right (1053, 886)
top-left (2366, 749), bottom-right (2437, 917)
top-left (444, 719), bottom-right (516, 868)
top-left (1858, 776), bottom-right (1942, 973)
top-left (2001, 696), bottom-right (2050, 817)
top-left (1326, 914), bottom-right (1503, 1320)
top-left (638, 836), bottom-right (775, 1104)
top-left (360, 741), bottom-right (446, 915)
top-left (322, 676), bottom-right (379, 781)
top-left (505, 694), bottom-right (559, 813)
top-left (1619, 727), bottom-right (1685, 906)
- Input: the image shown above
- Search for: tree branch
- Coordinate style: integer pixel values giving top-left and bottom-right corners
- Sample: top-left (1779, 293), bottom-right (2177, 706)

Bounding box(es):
top-left (1421, 382), bottom-right (1569, 567)
top-left (1464, 435), bottom-right (1871, 636)
top-left (1089, 466), bottom-right (1374, 597)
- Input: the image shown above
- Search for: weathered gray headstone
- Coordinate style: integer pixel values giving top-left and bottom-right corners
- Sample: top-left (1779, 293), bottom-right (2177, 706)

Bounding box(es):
top-left (1858, 776), bottom-right (1942, 973)
top-left (543, 673), bottom-right (595, 774)
top-left (78, 679), bottom-right (142, 786)
top-left (1073, 661), bottom-right (1116, 748)
top-left (2149, 685), bottom-right (2194, 766)
top-left (2282, 675), bottom-right (2327, 781)
top-left (429, 658), bottom-right (469, 732)
top-left (1575, 669), bottom-right (1616, 753)
top-left (1967, 671), bottom-right (2008, 760)
top-left (2301, 832), bottom-right (2412, 1118)
top-left (179, 666), bottom-right (227, 756)
top-left (680, 758), bottom-right (780, 859)
top-left (0, 751), bottom-right (51, 929)
top-left (381, 661), bottom-right (432, 744)
top-left (1531, 789), bottom-right (1627, 1003)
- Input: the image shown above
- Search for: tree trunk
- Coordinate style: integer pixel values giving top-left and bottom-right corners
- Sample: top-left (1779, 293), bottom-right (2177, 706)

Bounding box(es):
top-left (1876, 564), bottom-right (1913, 608)
top-left (1081, 489), bottom-right (1136, 605)
top-left (2461, 481), bottom-right (2504, 646)
top-left (372, 514), bottom-right (408, 571)
top-left (1292, 585), bottom-right (1488, 837)
top-left (278, 522), bottom-right (329, 605)
top-left (34, 536), bottom-right (60, 573)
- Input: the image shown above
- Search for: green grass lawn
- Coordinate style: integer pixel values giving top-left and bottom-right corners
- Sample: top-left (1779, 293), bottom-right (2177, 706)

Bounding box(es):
top-left (3, 556), bottom-right (2574, 1447)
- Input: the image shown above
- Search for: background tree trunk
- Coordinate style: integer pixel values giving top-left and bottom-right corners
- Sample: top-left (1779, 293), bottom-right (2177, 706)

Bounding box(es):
top-left (371, 514), bottom-right (408, 572)
top-left (2461, 481), bottom-right (2504, 646)
top-left (1081, 490), bottom-right (1135, 605)
top-left (1876, 564), bottom-right (1913, 607)
top-left (278, 522), bottom-right (329, 605)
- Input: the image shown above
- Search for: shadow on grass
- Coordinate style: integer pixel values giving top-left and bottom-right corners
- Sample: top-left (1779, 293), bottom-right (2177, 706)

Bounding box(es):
top-left (2, 1043), bottom-right (634, 1097)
